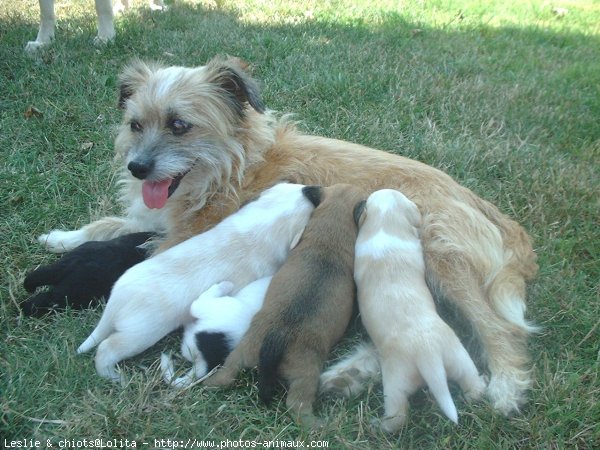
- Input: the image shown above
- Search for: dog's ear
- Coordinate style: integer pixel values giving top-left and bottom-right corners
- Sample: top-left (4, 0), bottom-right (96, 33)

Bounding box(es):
top-left (353, 200), bottom-right (367, 228)
top-left (290, 226), bottom-right (305, 250)
top-left (206, 57), bottom-right (265, 114)
top-left (118, 60), bottom-right (156, 109)
top-left (302, 185), bottom-right (323, 207)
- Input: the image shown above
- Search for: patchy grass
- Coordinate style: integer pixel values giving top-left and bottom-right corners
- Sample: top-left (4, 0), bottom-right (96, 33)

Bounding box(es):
top-left (1, 0), bottom-right (598, 448)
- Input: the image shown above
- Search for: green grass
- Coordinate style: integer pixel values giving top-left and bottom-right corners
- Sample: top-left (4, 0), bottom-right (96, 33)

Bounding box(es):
top-left (1, 0), bottom-right (599, 448)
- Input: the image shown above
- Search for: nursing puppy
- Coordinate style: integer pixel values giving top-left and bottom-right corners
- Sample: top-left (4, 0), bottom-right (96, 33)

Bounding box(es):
top-left (38, 56), bottom-right (538, 414)
top-left (160, 277), bottom-right (271, 388)
top-left (25, 0), bottom-right (165, 53)
top-left (353, 189), bottom-right (486, 432)
top-left (77, 183), bottom-right (314, 381)
top-left (205, 184), bottom-right (365, 427)
top-left (22, 232), bottom-right (154, 316)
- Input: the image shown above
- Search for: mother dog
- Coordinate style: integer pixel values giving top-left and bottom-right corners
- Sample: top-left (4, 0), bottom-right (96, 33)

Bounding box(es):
top-left (38, 56), bottom-right (538, 415)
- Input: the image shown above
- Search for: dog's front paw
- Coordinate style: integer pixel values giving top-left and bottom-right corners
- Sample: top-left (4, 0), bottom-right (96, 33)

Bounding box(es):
top-left (38, 229), bottom-right (88, 253)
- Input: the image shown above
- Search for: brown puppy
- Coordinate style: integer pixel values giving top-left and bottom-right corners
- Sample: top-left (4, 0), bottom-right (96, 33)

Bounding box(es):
top-left (38, 57), bottom-right (538, 414)
top-left (205, 184), bottom-right (365, 427)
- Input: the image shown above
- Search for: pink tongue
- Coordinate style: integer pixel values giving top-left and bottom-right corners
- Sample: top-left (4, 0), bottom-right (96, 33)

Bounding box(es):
top-left (142, 179), bottom-right (172, 209)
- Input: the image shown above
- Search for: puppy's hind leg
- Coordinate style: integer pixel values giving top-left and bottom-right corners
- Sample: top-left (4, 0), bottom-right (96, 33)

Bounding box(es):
top-left (283, 353), bottom-right (324, 429)
top-left (94, 330), bottom-right (159, 382)
top-left (320, 341), bottom-right (380, 397)
top-left (445, 341), bottom-right (487, 402)
top-left (374, 359), bottom-right (411, 433)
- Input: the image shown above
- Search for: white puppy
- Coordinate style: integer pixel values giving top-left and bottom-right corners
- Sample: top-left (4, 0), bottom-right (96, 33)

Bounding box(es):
top-left (160, 276), bottom-right (272, 388)
top-left (352, 189), bottom-right (486, 432)
top-left (26, 0), bottom-right (165, 53)
top-left (77, 183), bottom-right (314, 381)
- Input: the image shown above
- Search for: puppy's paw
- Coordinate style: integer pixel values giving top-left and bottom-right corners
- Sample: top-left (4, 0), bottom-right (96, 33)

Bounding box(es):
top-left (202, 368), bottom-right (236, 388)
top-left (38, 229), bottom-right (88, 253)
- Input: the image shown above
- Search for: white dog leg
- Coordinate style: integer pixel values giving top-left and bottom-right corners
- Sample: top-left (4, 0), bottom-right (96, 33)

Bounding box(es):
top-left (94, 0), bottom-right (116, 45)
top-left (373, 359), bottom-right (411, 433)
top-left (38, 216), bottom-right (151, 253)
top-left (319, 342), bottom-right (380, 397)
top-left (25, 0), bottom-right (56, 53)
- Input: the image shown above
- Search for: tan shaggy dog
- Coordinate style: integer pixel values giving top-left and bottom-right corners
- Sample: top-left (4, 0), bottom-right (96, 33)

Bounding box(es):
top-left (204, 184), bottom-right (366, 427)
top-left (38, 56), bottom-right (538, 415)
top-left (353, 189), bottom-right (486, 432)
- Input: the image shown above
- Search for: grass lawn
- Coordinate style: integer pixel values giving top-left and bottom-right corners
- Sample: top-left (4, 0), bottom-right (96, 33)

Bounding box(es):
top-left (1, 0), bottom-right (598, 448)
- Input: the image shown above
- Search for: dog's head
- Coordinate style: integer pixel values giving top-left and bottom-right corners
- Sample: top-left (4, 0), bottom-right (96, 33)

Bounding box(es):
top-left (114, 56), bottom-right (266, 210)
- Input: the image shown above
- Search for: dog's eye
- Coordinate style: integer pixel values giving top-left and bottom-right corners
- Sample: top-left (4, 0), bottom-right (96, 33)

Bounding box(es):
top-left (130, 121), bottom-right (143, 132)
top-left (169, 119), bottom-right (191, 136)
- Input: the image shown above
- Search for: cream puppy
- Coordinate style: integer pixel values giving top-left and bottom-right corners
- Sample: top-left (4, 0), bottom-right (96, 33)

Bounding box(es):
top-left (161, 276), bottom-right (272, 388)
top-left (77, 183), bottom-right (314, 381)
top-left (353, 189), bottom-right (486, 432)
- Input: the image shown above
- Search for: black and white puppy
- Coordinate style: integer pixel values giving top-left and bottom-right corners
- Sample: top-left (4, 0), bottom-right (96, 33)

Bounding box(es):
top-left (160, 277), bottom-right (272, 388)
top-left (22, 232), bottom-right (155, 316)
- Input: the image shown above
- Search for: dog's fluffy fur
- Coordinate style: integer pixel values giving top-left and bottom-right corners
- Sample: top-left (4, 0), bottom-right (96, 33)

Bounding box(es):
top-left (352, 189), bottom-right (486, 432)
top-left (76, 183), bottom-right (314, 381)
top-left (204, 184), bottom-right (364, 427)
top-left (38, 56), bottom-right (538, 414)
top-left (160, 277), bottom-right (271, 388)
top-left (25, 0), bottom-right (165, 53)
top-left (22, 232), bottom-right (154, 316)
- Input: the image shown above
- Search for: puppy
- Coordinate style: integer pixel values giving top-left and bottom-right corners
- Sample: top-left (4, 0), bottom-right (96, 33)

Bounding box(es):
top-left (160, 277), bottom-right (272, 388)
top-left (77, 183), bottom-right (315, 381)
top-left (353, 189), bottom-right (486, 432)
top-left (205, 184), bottom-right (365, 427)
top-left (25, 0), bottom-right (165, 53)
top-left (37, 56), bottom-right (538, 414)
top-left (22, 232), bottom-right (154, 316)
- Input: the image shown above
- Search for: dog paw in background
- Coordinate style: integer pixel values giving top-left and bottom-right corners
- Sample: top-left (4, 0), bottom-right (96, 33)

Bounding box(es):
top-left (22, 232), bottom-right (155, 316)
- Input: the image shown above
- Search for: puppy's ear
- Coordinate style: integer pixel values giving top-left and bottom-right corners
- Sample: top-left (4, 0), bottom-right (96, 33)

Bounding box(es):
top-left (206, 57), bottom-right (265, 114)
top-left (353, 200), bottom-right (367, 228)
top-left (118, 60), bottom-right (157, 109)
top-left (302, 185), bottom-right (323, 207)
top-left (290, 226), bottom-right (305, 250)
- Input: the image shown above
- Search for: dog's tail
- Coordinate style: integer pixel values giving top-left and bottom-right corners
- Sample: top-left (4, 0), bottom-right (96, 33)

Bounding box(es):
top-left (417, 356), bottom-right (458, 424)
top-left (23, 260), bottom-right (67, 293)
top-left (258, 330), bottom-right (290, 405)
top-left (77, 315), bottom-right (113, 354)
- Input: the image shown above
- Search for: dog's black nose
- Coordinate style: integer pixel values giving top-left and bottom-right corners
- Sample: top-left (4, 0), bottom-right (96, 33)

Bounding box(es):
top-left (128, 161), bottom-right (153, 180)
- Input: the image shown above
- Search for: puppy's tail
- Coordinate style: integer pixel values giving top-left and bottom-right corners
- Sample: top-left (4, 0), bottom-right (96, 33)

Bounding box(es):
top-left (258, 330), bottom-right (289, 405)
top-left (77, 316), bottom-right (113, 354)
top-left (23, 260), bottom-right (67, 293)
top-left (418, 357), bottom-right (458, 424)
